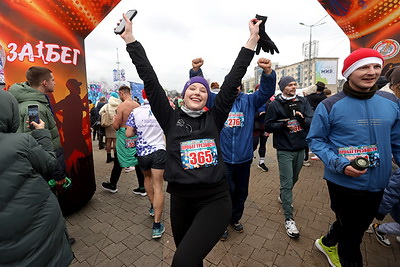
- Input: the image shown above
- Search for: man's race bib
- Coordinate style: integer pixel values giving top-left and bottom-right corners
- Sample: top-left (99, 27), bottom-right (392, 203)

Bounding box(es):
top-left (180, 138), bottom-right (218, 170)
top-left (338, 144), bottom-right (380, 168)
top-left (288, 119), bottom-right (303, 134)
top-left (125, 137), bottom-right (137, 148)
top-left (224, 112), bottom-right (244, 128)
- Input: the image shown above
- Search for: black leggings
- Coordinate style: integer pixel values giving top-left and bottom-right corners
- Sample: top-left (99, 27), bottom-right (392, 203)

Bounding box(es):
top-left (110, 149), bottom-right (144, 188)
top-left (252, 133), bottom-right (268, 157)
top-left (170, 190), bottom-right (231, 267)
top-left (304, 146), bottom-right (309, 161)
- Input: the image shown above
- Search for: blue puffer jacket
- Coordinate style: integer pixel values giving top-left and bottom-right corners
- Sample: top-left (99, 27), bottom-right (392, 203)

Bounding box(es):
top-left (191, 70), bottom-right (276, 164)
top-left (379, 168), bottom-right (400, 223)
top-left (306, 90), bottom-right (400, 192)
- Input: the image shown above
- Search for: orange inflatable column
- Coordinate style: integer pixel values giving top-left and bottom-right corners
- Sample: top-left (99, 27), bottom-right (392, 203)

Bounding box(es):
top-left (318, 0), bottom-right (400, 73)
top-left (0, 0), bottom-right (122, 215)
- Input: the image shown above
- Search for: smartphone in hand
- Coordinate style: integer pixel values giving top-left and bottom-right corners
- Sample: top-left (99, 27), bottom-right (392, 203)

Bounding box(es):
top-left (114, 9), bottom-right (138, 35)
top-left (28, 104), bottom-right (40, 130)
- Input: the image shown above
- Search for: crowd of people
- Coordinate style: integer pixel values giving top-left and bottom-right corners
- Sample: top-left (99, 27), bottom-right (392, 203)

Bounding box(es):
top-left (2, 12), bottom-right (400, 267)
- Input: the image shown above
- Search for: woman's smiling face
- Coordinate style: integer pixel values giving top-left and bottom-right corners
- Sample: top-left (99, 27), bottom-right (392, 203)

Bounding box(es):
top-left (183, 82), bottom-right (208, 111)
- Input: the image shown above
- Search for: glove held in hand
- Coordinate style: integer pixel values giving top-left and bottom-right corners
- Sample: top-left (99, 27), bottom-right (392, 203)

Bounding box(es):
top-left (255, 14), bottom-right (279, 55)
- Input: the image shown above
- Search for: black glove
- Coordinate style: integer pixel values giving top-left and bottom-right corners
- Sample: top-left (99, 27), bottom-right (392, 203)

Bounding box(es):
top-left (255, 14), bottom-right (279, 55)
top-left (295, 114), bottom-right (306, 127)
top-left (376, 213), bottom-right (385, 221)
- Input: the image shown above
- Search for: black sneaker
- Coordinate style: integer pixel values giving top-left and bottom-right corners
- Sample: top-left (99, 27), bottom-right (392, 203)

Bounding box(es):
top-left (258, 163), bottom-right (269, 172)
top-left (370, 223), bottom-right (391, 247)
top-left (102, 182), bottom-right (118, 193)
top-left (133, 187), bottom-right (147, 196)
top-left (231, 222), bottom-right (244, 233)
top-left (220, 229), bottom-right (228, 241)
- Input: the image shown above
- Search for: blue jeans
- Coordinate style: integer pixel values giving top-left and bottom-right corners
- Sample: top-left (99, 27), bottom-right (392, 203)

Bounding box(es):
top-left (277, 150), bottom-right (304, 219)
top-left (225, 160), bottom-right (252, 224)
top-left (379, 222), bottom-right (400, 236)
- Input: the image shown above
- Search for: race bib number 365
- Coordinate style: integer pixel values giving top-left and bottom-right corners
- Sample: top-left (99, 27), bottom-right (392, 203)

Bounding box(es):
top-left (180, 138), bottom-right (218, 170)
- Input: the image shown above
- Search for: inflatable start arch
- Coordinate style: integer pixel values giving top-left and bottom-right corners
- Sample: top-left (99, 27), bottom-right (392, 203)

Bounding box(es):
top-left (0, 0), bottom-right (122, 215)
top-left (318, 0), bottom-right (400, 73)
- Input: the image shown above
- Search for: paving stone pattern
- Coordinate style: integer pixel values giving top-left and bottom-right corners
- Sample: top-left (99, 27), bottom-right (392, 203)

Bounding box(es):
top-left (67, 139), bottom-right (400, 266)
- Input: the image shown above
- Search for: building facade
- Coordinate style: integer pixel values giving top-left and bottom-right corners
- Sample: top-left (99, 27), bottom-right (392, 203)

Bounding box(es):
top-left (243, 58), bottom-right (339, 94)
top-left (275, 57), bottom-right (339, 93)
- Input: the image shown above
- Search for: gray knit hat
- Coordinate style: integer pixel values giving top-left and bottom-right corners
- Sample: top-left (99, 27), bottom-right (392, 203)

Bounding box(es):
top-left (278, 76), bottom-right (296, 91)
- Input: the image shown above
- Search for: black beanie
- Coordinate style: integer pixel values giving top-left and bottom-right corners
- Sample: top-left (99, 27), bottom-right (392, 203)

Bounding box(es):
top-left (316, 81), bottom-right (326, 91)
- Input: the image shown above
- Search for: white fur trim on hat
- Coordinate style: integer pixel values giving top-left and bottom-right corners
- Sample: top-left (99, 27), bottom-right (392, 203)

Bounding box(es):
top-left (343, 57), bottom-right (383, 78)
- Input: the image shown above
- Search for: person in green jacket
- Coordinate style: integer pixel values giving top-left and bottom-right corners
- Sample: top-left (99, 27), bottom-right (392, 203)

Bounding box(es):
top-left (9, 66), bottom-right (67, 186)
top-left (0, 90), bottom-right (73, 266)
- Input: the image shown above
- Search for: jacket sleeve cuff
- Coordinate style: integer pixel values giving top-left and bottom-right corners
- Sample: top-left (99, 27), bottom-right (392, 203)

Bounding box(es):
top-left (189, 68), bottom-right (203, 78)
top-left (333, 157), bottom-right (351, 174)
top-left (261, 69), bottom-right (275, 78)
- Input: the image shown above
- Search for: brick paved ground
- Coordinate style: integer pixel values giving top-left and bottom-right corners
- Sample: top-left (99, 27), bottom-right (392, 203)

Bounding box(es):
top-left (67, 139), bottom-right (400, 266)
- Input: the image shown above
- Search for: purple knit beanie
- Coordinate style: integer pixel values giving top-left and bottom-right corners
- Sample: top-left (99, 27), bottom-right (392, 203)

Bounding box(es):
top-left (182, 76), bottom-right (211, 98)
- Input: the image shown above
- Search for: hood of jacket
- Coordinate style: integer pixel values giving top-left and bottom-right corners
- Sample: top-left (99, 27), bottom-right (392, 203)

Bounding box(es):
top-left (0, 90), bottom-right (20, 133)
top-left (108, 96), bottom-right (122, 107)
top-left (8, 82), bottom-right (49, 105)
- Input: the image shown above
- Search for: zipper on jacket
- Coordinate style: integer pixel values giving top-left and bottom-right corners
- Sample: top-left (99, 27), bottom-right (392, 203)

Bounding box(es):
top-left (365, 99), bottom-right (375, 190)
top-left (231, 127), bottom-right (236, 162)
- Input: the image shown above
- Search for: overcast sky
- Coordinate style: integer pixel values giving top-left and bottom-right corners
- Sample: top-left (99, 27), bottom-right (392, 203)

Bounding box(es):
top-left (84, 0), bottom-right (350, 92)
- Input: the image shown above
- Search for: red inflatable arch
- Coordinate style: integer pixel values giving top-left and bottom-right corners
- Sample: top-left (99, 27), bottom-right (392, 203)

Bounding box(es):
top-left (318, 0), bottom-right (400, 74)
top-left (0, 0), bottom-right (122, 215)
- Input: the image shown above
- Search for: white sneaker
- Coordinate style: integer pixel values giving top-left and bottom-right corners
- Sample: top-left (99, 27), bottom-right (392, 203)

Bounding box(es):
top-left (303, 160), bottom-right (311, 167)
top-left (396, 236), bottom-right (400, 243)
top-left (125, 166), bottom-right (136, 173)
top-left (278, 195), bottom-right (282, 204)
top-left (370, 223), bottom-right (391, 247)
top-left (285, 219), bottom-right (299, 238)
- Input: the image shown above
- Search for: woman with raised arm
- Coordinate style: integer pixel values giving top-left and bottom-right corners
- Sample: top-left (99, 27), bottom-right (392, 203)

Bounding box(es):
top-left (119, 14), bottom-right (261, 266)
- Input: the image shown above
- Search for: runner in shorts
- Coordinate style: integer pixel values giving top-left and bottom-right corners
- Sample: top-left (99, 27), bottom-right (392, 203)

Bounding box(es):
top-left (126, 89), bottom-right (166, 239)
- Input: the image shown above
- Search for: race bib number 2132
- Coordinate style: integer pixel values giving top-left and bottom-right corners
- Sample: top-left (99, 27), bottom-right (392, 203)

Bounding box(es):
top-left (180, 138), bottom-right (218, 170)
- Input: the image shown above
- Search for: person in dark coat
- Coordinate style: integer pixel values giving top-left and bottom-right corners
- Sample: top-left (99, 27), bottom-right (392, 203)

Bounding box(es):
top-left (305, 81), bottom-right (327, 111)
top-left (264, 76), bottom-right (314, 239)
top-left (96, 96), bottom-right (107, 149)
top-left (0, 90), bottom-right (73, 266)
top-left (89, 99), bottom-right (100, 141)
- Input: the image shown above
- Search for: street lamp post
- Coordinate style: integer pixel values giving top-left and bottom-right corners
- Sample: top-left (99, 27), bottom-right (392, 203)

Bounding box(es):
top-left (116, 47), bottom-right (121, 88)
top-left (299, 21), bottom-right (325, 86)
